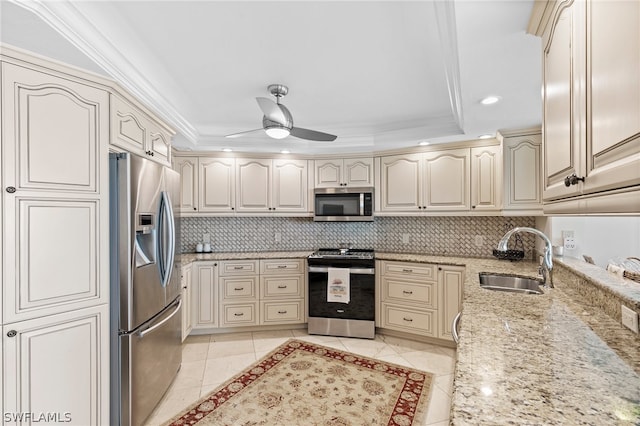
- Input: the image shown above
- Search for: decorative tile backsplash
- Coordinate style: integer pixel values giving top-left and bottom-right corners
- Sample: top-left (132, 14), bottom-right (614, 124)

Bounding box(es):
top-left (179, 216), bottom-right (537, 259)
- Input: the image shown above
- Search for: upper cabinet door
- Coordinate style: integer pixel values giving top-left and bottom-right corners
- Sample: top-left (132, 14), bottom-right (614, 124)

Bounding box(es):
top-left (471, 145), bottom-right (502, 211)
top-left (343, 157), bottom-right (374, 187)
top-left (2, 63), bottom-right (109, 323)
top-left (378, 154), bottom-right (422, 212)
top-left (174, 156), bottom-right (199, 213)
top-left (272, 159), bottom-right (308, 212)
top-left (423, 148), bottom-right (470, 211)
top-left (110, 93), bottom-right (172, 166)
top-left (542, 2), bottom-right (582, 201)
top-left (503, 134), bottom-right (543, 213)
top-left (2, 63), bottom-right (107, 194)
top-left (236, 158), bottom-right (271, 212)
top-left (314, 159), bottom-right (343, 187)
top-left (314, 157), bottom-right (373, 188)
top-left (199, 157), bottom-right (235, 213)
top-left (583, 0), bottom-right (640, 194)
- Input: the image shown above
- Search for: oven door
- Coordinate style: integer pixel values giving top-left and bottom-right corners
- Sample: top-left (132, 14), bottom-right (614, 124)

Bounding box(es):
top-left (308, 266), bottom-right (375, 321)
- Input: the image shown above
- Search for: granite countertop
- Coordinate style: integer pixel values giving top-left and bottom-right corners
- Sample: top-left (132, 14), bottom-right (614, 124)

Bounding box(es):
top-left (176, 251), bottom-right (314, 266)
top-left (376, 253), bottom-right (640, 425)
top-left (180, 250), bottom-right (640, 423)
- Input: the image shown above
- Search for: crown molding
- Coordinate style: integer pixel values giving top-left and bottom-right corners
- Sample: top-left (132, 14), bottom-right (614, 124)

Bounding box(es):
top-left (434, 0), bottom-right (464, 132)
top-left (10, 0), bottom-right (199, 147)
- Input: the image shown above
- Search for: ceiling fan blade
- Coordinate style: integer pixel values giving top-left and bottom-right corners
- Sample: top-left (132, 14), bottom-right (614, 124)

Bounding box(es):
top-left (256, 97), bottom-right (287, 124)
top-left (225, 128), bottom-right (264, 138)
top-left (290, 127), bottom-right (337, 142)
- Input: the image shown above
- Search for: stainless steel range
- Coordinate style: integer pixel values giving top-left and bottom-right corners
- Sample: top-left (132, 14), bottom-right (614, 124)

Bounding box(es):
top-left (307, 248), bottom-right (375, 339)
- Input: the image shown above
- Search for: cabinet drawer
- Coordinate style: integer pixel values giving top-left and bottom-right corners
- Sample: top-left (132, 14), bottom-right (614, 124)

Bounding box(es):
top-left (261, 276), bottom-right (304, 298)
top-left (220, 276), bottom-right (258, 301)
top-left (220, 303), bottom-right (257, 327)
top-left (381, 261), bottom-right (437, 280)
top-left (381, 304), bottom-right (436, 337)
top-left (260, 259), bottom-right (305, 275)
top-left (220, 260), bottom-right (258, 275)
top-left (383, 278), bottom-right (436, 308)
top-left (260, 301), bottom-right (304, 324)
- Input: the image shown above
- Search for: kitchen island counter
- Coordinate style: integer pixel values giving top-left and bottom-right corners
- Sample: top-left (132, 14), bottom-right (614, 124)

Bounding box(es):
top-left (375, 252), bottom-right (640, 425)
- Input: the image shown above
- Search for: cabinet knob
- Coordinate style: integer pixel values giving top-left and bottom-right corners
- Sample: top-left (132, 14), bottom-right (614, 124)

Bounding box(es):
top-left (6, 186), bottom-right (16, 193)
top-left (193, 207), bottom-right (197, 211)
top-left (471, 205), bottom-right (476, 209)
top-left (7, 330), bottom-right (17, 338)
top-left (564, 173), bottom-right (585, 187)
top-left (418, 206), bottom-right (422, 209)
top-left (231, 207), bottom-right (235, 210)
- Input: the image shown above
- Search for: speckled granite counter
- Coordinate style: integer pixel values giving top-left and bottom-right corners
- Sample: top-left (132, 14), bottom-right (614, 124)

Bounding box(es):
top-left (375, 253), bottom-right (640, 425)
top-left (176, 251), bottom-right (313, 266)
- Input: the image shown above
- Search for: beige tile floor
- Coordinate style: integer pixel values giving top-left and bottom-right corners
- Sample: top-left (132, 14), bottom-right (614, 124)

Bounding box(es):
top-left (144, 329), bottom-right (456, 426)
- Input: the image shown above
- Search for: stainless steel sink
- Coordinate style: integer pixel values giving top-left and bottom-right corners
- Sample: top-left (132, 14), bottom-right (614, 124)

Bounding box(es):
top-left (479, 273), bottom-right (543, 295)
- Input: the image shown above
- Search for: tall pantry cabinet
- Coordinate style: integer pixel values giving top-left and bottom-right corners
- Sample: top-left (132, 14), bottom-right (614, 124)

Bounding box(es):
top-left (1, 48), bottom-right (110, 424)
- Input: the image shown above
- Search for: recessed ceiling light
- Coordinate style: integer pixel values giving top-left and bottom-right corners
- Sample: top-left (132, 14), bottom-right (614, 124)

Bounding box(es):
top-left (222, 148), bottom-right (233, 152)
top-left (418, 141), bottom-right (430, 146)
top-left (280, 150), bottom-right (290, 154)
top-left (480, 96), bottom-right (501, 105)
top-left (478, 134), bottom-right (493, 139)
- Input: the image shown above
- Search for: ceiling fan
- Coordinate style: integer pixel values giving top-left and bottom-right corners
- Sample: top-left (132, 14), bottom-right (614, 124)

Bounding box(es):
top-left (225, 84), bottom-right (337, 142)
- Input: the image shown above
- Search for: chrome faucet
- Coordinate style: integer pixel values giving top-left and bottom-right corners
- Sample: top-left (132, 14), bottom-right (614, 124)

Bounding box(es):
top-left (497, 227), bottom-right (554, 288)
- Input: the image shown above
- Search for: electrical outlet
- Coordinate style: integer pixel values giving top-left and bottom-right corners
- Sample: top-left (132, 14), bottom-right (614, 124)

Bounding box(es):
top-left (203, 233), bottom-right (210, 243)
top-left (562, 230), bottom-right (574, 239)
top-left (474, 235), bottom-right (484, 247)
top-left (402, 233), bottom-right (410, 244)
top-left (621, 305), bottom-right (639, 333)
top-left (274, 232), bottom-right (281, 243)
top-left (563, 237), bottom-right (576, 250)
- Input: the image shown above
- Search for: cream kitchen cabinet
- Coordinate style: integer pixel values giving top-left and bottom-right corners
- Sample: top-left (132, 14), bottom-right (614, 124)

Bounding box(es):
top-left (173, 155), bottom-right (236, 214)
top-left (376, 260), bottom-right (464, 343)
top-left (377, 261), bottom-right (439, 337)
top-left (437, 265), bottom-right (464, 341)
top-left (219, 260), bottom-right (259, 327)
top-left (501, 130), bottom-right (543, 214)
top-left (532, 0), bottom-right (640, 213)
top-left (192, 262), bottom-right (218, 329)
top-left (173, 156), bottom-right (199, 214)
top-left (181, 264), bottom-right (193, 341)
top-left (235, 158), bottom-right (309, 213)
top-left (3, 304), bottom-right (109, 425)
top-left (259, 259), bottom-right (306, 325)
top-left (110, 92), bottom-right (173, 167)
top-left (314, 157), bottom-right (374, 188)
top-left (377, 148), bottom-right (471, 213)
top-left (199, 157), bottom-right (236, 213)
top-left (470, 145), bottom-right (502, 212)
top-left (1, 61), bottom-right (109, 323)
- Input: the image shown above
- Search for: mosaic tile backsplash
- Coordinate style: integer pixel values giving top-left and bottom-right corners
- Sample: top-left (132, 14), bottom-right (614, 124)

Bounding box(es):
top-left (179, 216), bottom-right (537, 259)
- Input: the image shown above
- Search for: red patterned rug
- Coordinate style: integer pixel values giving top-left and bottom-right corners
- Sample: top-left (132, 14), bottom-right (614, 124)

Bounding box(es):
top-left (164, 339), bottom-right (433, 426)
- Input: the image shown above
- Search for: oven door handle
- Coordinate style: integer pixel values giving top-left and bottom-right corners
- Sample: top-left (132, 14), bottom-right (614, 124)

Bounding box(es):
top-left (308, 266), bottom-right (375, 275)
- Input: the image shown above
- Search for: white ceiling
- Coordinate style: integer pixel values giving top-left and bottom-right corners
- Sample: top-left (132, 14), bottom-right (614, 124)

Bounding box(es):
top-left (1, 0), bottom-right (541, 155)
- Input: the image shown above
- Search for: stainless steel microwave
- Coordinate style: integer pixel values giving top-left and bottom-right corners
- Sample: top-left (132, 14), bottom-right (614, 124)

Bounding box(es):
top-left (313, 187), bottom-right (374, 222)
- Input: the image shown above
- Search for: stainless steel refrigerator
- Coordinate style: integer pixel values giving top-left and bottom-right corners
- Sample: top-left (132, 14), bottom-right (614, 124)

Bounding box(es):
top-left (109, 152), bottom-right (182, 426)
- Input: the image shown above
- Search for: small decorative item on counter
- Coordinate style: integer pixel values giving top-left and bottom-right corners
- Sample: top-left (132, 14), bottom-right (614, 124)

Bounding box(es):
top-left (493, 233), bottom-right (525, 261)
top-left (203, 243), bottom-right (212, 253)
top-left (606, 257), bottom-right (640, 282)
top-left (196, 243), bottom-right (203, 253)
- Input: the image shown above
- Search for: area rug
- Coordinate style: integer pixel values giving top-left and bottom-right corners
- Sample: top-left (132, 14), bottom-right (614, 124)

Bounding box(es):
top-left (164, 339), bottom-right (434, 426)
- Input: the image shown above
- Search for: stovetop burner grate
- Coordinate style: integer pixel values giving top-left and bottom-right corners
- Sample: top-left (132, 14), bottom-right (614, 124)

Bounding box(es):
top-left (309, 248), bottom-right (375, 259)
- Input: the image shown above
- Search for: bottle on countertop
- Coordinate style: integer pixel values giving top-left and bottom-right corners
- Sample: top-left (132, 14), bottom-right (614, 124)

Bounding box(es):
top-left (196, 243), bottom-right (203, 253)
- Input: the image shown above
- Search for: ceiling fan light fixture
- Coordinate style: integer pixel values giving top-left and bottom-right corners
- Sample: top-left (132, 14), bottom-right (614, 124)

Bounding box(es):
top-left (265, 126), bottom-right (290, 139)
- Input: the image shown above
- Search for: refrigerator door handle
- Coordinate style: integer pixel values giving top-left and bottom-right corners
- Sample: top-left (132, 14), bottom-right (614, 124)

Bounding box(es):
top-left (138, 298), bottom-right (182, 339)
top-left (158, 191), bottom-right (176, 288)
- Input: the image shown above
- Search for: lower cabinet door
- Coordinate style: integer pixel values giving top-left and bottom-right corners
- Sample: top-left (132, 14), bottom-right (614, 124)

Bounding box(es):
top-left (220, 303), bottom-right (258, 327)
top-left (381, 303), bottom-right (436, 337)
top-left (260, 300), bottom-right (304, 325)
top-left (3, 304), bottom-right (109, 425)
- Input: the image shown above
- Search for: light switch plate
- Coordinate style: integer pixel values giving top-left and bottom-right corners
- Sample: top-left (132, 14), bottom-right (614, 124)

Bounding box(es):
top-left (621, 305), bottom-right (639, 333)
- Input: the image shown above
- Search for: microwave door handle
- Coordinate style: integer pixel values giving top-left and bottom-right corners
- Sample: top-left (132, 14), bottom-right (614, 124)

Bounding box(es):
top-left (360, 193), bottom-right (364, 216)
